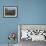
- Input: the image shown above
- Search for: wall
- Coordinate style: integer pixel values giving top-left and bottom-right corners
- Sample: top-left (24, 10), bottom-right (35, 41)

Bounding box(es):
top-left (0, 0), bottom-right (46, 45)
top-left (0, 0), bottom-right (18, 44)
top-left (18, 0), bottom-right (46, 24)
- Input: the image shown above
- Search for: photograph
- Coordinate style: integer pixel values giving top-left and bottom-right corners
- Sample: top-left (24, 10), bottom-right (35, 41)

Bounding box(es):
top-left (3, 6), bottom-right (17, 17)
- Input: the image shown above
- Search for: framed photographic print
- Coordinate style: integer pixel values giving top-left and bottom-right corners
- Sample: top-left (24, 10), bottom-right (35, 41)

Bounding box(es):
top-left (3, 6), bottom-right (17, 17)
